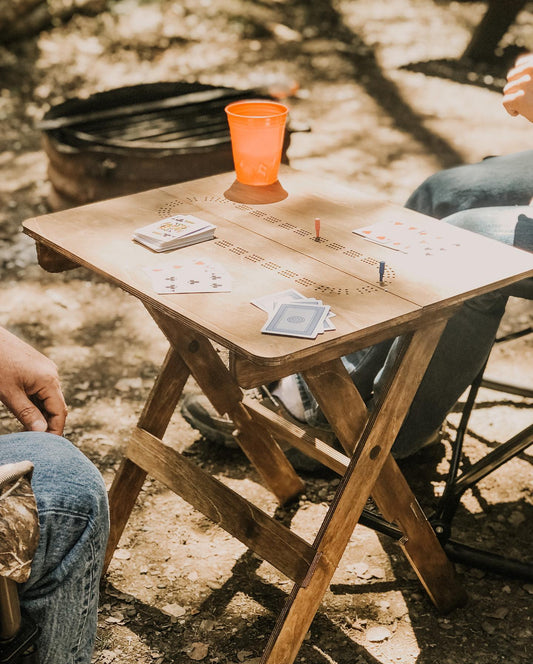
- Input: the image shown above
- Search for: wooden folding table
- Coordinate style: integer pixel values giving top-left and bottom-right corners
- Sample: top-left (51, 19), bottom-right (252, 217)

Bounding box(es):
top-left (23, 167), bottom-right (533, 663)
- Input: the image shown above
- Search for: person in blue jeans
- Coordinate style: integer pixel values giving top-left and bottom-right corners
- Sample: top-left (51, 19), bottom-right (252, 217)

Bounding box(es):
top-left (181, 54), bottom-right (533, 462)
top-left (0, 325), bottom-right (109, 664)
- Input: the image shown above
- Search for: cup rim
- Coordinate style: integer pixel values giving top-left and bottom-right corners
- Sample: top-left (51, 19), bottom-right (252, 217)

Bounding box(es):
top-left (225, 99), bottom-right (288, 119)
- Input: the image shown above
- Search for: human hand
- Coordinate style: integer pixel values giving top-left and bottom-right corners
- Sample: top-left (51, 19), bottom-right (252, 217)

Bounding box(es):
top-left (0, 327), bottom-right (67, 435)
top-left (503, 53), bottom-right (533, 122)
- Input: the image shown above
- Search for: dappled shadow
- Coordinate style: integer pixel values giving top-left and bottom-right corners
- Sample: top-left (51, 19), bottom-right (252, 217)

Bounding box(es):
top-left (401, 45), bottom-right (524, 94)
top-left (104, 505), bottom-right (385, 664)
top-left (276, 0), bottom-right (467, 169)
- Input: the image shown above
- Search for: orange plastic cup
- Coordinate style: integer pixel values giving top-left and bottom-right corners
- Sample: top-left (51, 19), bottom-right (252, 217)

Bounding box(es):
top-left (225, 100), bottom-right (288, 186)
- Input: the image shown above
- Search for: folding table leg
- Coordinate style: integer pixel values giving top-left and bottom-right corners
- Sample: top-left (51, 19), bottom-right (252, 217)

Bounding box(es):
top-left (147, 306), bottom-right (304, 504)
top-left (103, 346), bottom-right (190, 572)
top-left (261, 320), bottom-right (465, 664)
top-left (371, 455), bottom-right (468, 612)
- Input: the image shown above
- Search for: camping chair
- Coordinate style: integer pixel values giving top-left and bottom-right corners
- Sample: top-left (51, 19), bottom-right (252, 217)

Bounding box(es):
top-left (0, 462), bottom-right (40, 663)
top-left (430, 279), bottom-right (533, 579)
top-left (360, 278), bottom-right (533, 581)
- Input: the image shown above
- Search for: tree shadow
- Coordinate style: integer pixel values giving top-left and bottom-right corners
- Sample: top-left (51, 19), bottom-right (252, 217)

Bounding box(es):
top-left (103, 503), bottom-right (386, 664)
top-left (401, 44), bottom-right (524, 94)
top-left (273, 0), bottom-right (467, 170)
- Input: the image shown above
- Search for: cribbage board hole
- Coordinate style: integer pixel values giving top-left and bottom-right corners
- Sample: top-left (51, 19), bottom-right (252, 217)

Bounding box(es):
top-left (263, 261), bottom-right (281, 271)
top-left (315, 285), bottom-right (351, 295)
top-left (156, 197), bottom-right (395, 292)
top-left (157, 196), bottom-right (232, 219)
top-left (214, 239), bottom-right (233, 249)
top-left (295, 277), bottom-right (315, 287)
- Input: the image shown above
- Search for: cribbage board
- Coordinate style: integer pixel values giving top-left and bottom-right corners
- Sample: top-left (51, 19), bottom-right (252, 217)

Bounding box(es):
top-left (23, 166), bottom-right (533, 365)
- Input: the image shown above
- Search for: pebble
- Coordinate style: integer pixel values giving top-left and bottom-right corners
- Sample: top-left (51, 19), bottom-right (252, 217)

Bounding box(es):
top-left (161, 603), bottom-right (186, 618)
top-left (366, 626), bottom-right (392, 642)
top-left (112, 549), bottom-right (131, 560)
top-left (481, 622), bottom-right (496, 635)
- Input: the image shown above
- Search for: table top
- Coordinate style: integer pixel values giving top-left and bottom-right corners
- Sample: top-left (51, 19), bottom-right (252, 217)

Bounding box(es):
top-left (23, 166), bottom-right (533, 366)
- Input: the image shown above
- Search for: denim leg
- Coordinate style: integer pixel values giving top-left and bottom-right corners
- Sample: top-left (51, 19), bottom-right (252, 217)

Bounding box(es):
top-left (294, 339), bottom-right (394, 426)
top-left (384, 205), bottom-right (532, 458)
top-left (291, 170), bottom-right (533, 455)
top-left (295, 204), bottom-right (530, 455)
top-left (0, 432), bottom-right (109, 664)
top-left (444, 206), bottom-right (533, 252)
top-left (405, 150), bottom-right (533, 218)
top-left (375, 291), bottom-right (509, 459)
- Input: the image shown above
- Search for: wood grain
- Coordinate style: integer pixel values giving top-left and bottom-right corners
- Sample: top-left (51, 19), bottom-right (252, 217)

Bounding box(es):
top-left (148, 306), bottom-right (304, 504)
top-left (127, 428), bottom-right (314, 584)
top-left (23, 167), bottom-right (533, 365)
top-left (260, 320), bottom-right (464, 663)
top-left (23, 166), bottom-right (530, 664)
top-left (104, 347), bottom-right (190, 572)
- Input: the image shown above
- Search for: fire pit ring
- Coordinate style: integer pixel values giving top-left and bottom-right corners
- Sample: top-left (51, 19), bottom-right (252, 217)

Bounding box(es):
top-left (40, 82), bottom-right (290, 210)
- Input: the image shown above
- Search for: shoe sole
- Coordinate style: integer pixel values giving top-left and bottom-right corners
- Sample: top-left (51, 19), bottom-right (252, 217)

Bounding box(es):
top-left (181, 401), bottom-right (239, 448)
top-left (181, 394), bottom-right (338, 473)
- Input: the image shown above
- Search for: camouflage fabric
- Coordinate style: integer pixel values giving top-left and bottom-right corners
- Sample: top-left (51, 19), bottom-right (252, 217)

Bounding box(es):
top-left (0, 461), bottom-right (39, 584)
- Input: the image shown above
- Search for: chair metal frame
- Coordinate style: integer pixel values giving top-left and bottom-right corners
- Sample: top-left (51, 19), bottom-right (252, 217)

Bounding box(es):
top-left (360, 323), bottom-right (533, 581)
top-left (0, 577), bottom-right (39, 664)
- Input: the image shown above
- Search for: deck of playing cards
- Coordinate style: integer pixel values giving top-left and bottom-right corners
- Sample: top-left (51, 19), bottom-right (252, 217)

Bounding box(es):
top-left (145, 257), bottom-right (232, 294)
top-left (133, 214), bottom-right (216, 252)
top-left (252, 289), bottom-right (336, 339)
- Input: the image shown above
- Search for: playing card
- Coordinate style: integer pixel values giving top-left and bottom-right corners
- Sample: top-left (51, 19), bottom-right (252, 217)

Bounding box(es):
top-left (251, 288), bottom-right (308, 313)
top-left (353, 220), bottom-right (462, 256)
top-left (262, 302), bottom-right (330, 339)
top-left (144, 258), bottom-right (232, 294)
top-left (322, 315), bottom-right (336, 331)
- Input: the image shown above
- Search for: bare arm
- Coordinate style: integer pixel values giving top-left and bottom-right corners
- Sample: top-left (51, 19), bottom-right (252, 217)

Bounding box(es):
top-left (503, 53), bottom-right (533, 122)
top-left (0, 326), bottom-right (67, 435)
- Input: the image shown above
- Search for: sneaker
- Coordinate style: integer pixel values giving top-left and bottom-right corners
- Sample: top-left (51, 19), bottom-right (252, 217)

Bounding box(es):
top-left (180, 389), bottom-right (339, 473)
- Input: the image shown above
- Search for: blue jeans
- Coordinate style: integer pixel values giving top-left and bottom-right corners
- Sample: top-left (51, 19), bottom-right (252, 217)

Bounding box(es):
top-left (297, 151), bottom-right (533, 458)
top-left (0, 432), bottom-right (109, 664)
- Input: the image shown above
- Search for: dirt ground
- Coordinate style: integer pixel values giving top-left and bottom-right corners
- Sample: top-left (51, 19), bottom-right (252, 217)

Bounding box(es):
top-left (1, 1), bottom-right (532, 663)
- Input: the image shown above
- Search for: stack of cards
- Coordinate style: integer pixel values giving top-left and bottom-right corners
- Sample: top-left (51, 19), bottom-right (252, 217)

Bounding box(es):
top-left (252, 289), bottom-right (336, 339)
top-left (144, 257), bottom-right (232, 294)
top-left (133, 214), bottom-right (216, 252)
